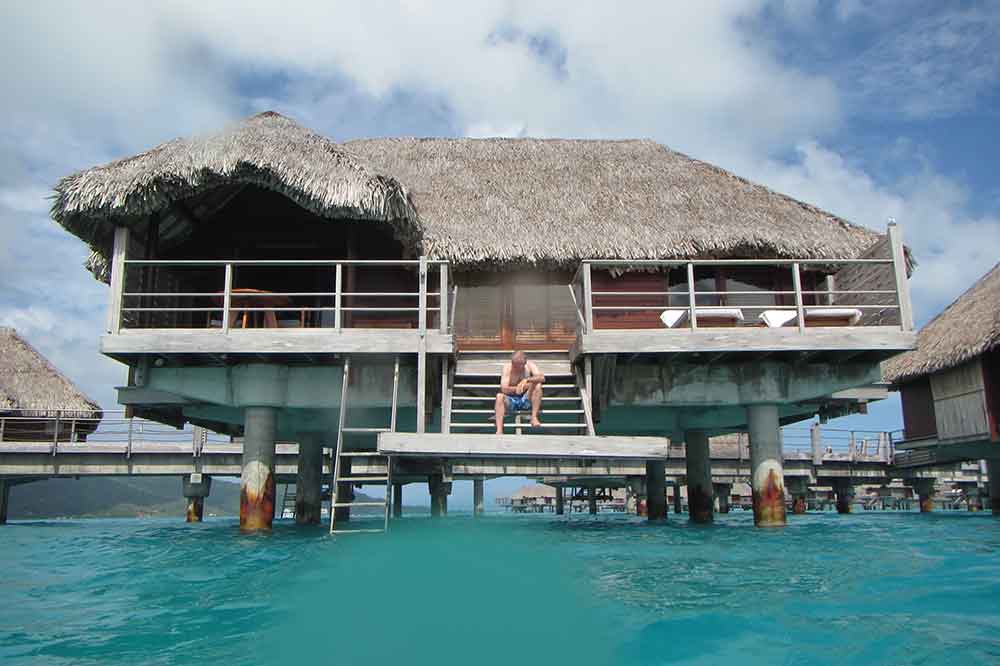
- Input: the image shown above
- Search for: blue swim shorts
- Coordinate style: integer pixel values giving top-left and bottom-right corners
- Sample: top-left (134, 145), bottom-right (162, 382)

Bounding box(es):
top-left (505, 393), bottom-right (531, 412)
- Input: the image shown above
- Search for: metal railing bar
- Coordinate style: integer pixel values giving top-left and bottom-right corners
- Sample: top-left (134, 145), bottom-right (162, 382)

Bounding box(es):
top-left (581, 258), bottom-right (894, 267)
top-left (123, 259), bottom-right (450, 266)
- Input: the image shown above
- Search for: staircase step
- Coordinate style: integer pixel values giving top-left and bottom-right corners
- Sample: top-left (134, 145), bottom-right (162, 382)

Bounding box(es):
top-left (341, 427), bottom-right (390, 434)
top-left (451, 409), bottom-right (584, 414)
top-left (332, 528), bottom-right (386, 534)
top-left (332, 501), bottom-right (387, 508)
top-left (453, 383), bottom-right (577, 389)
top-left (451, 395), bottom-right (580, 402)
top-left (338, 476), bottom-right (389, 483)
top-left (339, 451), bottom-right (384, 457)
top-left (450, 423), bottom-right (588, 430)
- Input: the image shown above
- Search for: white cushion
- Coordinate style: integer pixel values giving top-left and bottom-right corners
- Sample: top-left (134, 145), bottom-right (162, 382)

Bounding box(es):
top-left (759, 310), bottom-right (797, 328)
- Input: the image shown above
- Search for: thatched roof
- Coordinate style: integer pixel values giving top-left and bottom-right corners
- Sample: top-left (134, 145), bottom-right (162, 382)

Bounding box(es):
top-left (0, 328), bottom-right (101, 417)
top-left (52, 112), bottom-right (419, 279)
top-left (884, 263), bottom-right (1000, 384)
top-left (52, 111), bottom-right (889, 275)
top-left (347, 137), bottom-right (883, 268)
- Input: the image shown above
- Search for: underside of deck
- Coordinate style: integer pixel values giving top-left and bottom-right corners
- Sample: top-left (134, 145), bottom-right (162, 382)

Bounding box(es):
top-left (377, 432), bottom-right (670, 459)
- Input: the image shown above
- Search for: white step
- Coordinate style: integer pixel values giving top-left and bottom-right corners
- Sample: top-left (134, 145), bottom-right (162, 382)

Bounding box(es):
top-left (451, 409), bottom-right (584, 414)
top-left (453, 383), bottom-right (577, 390)
top-left (450, 423), bottom-right (588, 430)
top-left (451, 395), bottom-right (580, 402)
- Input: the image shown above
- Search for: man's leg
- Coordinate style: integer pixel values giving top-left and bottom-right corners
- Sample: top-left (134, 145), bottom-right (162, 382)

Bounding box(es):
top-left (494, 393), bottom-right (507, 435)
top-left (530, 383), bottom-right (543, 427)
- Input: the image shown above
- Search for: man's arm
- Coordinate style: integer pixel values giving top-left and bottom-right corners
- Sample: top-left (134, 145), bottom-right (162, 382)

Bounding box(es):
top-left (523, 361), bottom-right (545, 384)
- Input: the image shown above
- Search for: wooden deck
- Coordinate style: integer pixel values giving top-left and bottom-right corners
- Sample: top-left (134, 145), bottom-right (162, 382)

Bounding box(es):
top-left (379, 433), bottom-right (671, 460)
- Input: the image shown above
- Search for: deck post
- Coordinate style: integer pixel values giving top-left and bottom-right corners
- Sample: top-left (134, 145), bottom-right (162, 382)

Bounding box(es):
top-left (685, 429), bottom-right (713, 523)
top-left (473, 478), bottom-right (485, 516)
top-left (0, 479), bottom-right (9, 525)
top-left (582, 262), bottom-right (594, 333)
top-left (686, 262), bottom-right (697, 329)
top-left (747, 404), bottom-right (786, 527)
top-left (555, 487), bottom-right (565, 515)
top-left (646, 460), bottom-right (667, 521)
top-left (834, 480), bottom-right (854, 514)
top-left (439, 263), bottom-right (449, 333)
top-left (241, 407), bottom-right (277, 532)
top-left (417, 257), bottom-right (428, 434)
top-left (182, 473), bottom-right (211, 523)
top-left (714, 483), bottom-right (731, 514)
top-left (222, 263), bottom-right (233, 333)
top-left (792, 263), bottom-right (805, 333)
top-left (295, 433), bottom-right (323, 525)
top-left (587, 486), bottom-right (598, 514)
top-left (887, 222), bottom-right (914, 331)
top-left (392, 483), bottom-right (403, 518)
top-left (988, 460), bottom-right (1000, 516)
top-left (107, 225), bottom-right (130, 333)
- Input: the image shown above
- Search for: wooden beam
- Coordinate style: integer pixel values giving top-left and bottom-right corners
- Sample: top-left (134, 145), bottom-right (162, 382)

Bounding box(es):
top-left (107, 226), bottom-right (130, 333)
top-left (888, 223), bottom-right (914, 331)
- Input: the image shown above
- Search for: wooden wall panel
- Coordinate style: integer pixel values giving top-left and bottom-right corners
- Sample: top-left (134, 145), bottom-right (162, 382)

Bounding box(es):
top-left (930, 358), bottom-right (990, 442)
top-left (899, 378), bottom-right (937, 440)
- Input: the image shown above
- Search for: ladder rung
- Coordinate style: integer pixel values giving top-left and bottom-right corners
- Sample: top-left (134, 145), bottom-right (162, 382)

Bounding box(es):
top-left (450, 423), bottom-right (587, 429)
top-left (332, 529), bottom-right (386, 534)
top-left (341, 427), bottom-right (390, 433)
top-left (451, 396), bottom-right (580, 401)
top-left (452, 409), bottom-right (584, 414)
top-left (453, 383), bottom-right (577, 389)
top-left (332, 501), bottom-right (386, 507)
top-left (457, 372), bottom-right (573, 378)
top-left (338, 476), bottom-right (389, 482)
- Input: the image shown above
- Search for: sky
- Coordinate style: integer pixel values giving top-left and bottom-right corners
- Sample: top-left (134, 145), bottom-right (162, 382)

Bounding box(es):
top-left (1, 1), bottom-right (998, 507)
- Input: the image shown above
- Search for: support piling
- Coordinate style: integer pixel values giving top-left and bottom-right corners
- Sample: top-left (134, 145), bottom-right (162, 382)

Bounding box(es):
top-left (294, 434), bottom-right (323, 525)
top-left (714, 483), bottom-right (731, 514)
top-left (555, 486), bottom-right (565, 515)
top-left (588, 487), bottom-right (598, 515)
top-left (392, 483), bottom-right (403, 518)
top-left (429, 474), bottom-right (450, 517)
top-left (0, 479), bottom-right (9, 525)
top-left (747, 404), bottom-right (786, 527)
top-left (182, 474), bottom-right (211, 523)
top-left (646, 460), bottom-right (667, 521)
top-left (685, 429), bottom-right (713, 524)
top-left (672, 481), bottom-right (683, 515)
top-left (240, 407), bottom-right (276, 532)
top-left (834, 481), bottom-right (855, 514)
top-left (473, 478), bottom-right (484, 516)
top-left (989, 460), bottom-right (1000, 515)
top-left (914, 479), bottom-right (935, 513)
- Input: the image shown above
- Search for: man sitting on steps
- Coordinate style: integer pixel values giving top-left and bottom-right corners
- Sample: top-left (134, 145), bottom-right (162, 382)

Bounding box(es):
top-left (494, 351), bottom-right (545, 435)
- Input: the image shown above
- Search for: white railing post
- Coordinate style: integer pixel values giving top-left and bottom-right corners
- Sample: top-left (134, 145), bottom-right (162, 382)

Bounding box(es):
top-left (334, 263), bottom-right (343, 330)
top-left (107, 226), bottom-right (130, 333)
top-left (887, 222), bottom-right (914, 331)
top-left (222, 263), bottom-right (233, 333)
top-left (418, 257), bottom-right (428, 335)
top-left (792, 262), bottom-right (805, 333)
top-left (582, 263), bottom-right (594, 334)
top-left (686, 262), bottom-right (697, 329)
top-left (417, 257), bottom-right (428, 434)
top-left (439, 262), bottom-right (449, 334)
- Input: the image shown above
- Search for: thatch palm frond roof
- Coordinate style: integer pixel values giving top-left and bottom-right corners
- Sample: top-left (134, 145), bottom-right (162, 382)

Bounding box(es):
top-left (52, 111), bottom-right (890, 274)
top-left (884, 263), bottom-right (1000, 384)
top-left (346, 137), bottom-right (883, 268)
top-left (52, 111), bottom-right (419, 277)
top-left (0, 328), bottom-right (101, 417)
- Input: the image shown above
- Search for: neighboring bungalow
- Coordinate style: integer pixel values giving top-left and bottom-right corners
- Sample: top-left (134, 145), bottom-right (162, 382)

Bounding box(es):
top-left (48, 112), bottom-right (916, 532)
top-left (884, 263), bottom-right (999, 513)
top-left (0, 327), bottom-right (102, 523)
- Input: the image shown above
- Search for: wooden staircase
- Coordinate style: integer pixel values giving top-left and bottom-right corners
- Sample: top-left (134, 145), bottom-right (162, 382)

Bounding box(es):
top-left (445, 351), bottom-right (595, 435)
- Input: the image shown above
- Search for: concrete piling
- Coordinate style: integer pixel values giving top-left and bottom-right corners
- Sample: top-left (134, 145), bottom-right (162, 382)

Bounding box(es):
top-left (0, 479), bottom-right (9, 525)
top-left (989, 460), bottom-right (1000, 515)
top-left (685, 430), bottom-right (713, 524)
top-left (714, 483), bottom-right (731, 514)
top-left (473, 478), bottom-right (485, 516)
top-left (746, 404), bottom-right (786, 527)
top-left (182, 474), bottom-right (211, 523)
top-left (786, 478), bottom-right (808, 515)
top-left (392, 483), bottom-right (403, 518)
top-left (646, 460), bottom-right (667, 521)
top-left (914, 479), bottom-right (935, 513)
top-left (834, 481), bottom-right (855, 514)
top-left (240, 407), bottom-right (277, 532)
top-left (555, 486), bottom-right (565, 515)
top-left (588, 487), bottom-right (598, 514)
top-left (294, 434), bottom-right (323, 525)
top-left (429, 474), bottom-right (451, 517)
top-left (672, 482), bottom-right (683, 514)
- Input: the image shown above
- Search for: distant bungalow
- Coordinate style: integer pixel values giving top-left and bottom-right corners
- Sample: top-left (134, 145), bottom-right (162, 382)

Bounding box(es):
top-left (885, 263), bottom-right (999, 513)
top-left (0, 327), bottom-right (101, 523)
top-left (49, 112), bottom-right (916, 531)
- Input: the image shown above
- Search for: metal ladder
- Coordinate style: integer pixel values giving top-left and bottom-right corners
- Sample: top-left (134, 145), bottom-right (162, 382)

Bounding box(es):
top-left (329, 355), bottom-right (400, 535)
top-left (280, 485), bottom-right (296, 519)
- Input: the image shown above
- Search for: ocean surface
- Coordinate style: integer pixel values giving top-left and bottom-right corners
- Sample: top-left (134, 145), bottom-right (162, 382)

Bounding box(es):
top-left (1, 510), bottom-right (998, 665)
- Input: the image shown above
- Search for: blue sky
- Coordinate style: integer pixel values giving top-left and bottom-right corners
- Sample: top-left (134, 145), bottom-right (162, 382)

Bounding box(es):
top-left (1, 1), bottom-right (998, 506)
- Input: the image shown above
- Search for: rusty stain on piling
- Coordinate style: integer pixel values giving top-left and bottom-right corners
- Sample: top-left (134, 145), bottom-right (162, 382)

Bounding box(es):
top-left (186, 497), bottom-right (204, 523)
top-left (919, 495), bottom-right (934, 513)
top-left (240, 467), bottom-right (275, 532)
top-left (688, 483), bottom-right (714, 523)
top-left (752, 468), bottom-right (786, 527)
top-left (792, 496), bottom-right (807, 514)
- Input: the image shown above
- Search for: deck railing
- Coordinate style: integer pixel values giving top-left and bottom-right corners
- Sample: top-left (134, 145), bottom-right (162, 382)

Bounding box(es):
top-left (0, 409), bottom-right (230, 456)
top-left (570, 226), bottom-right (912, 335)
top-left (107, 256), bottom-right (452, 334)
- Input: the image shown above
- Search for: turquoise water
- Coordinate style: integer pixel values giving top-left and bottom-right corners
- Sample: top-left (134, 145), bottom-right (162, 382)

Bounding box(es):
top-left (1, 511), bottom-right (999, 665)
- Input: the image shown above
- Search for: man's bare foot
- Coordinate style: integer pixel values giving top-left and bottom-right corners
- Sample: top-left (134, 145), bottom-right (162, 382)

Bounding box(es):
top-left (530, 417), bottom-right (542, 428)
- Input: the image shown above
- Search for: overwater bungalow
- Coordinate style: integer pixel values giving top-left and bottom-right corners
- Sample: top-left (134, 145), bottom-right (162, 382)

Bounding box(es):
top-left (49, 111), bottom-right (916, 531)
top-left (0, 328), bottom-right (102, 522)
top-left (885, 263), bottom-right (999, 512)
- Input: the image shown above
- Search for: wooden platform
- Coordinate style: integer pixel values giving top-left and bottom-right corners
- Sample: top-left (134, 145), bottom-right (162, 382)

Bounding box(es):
top-left (377, 433), bottom-right (670, 459)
